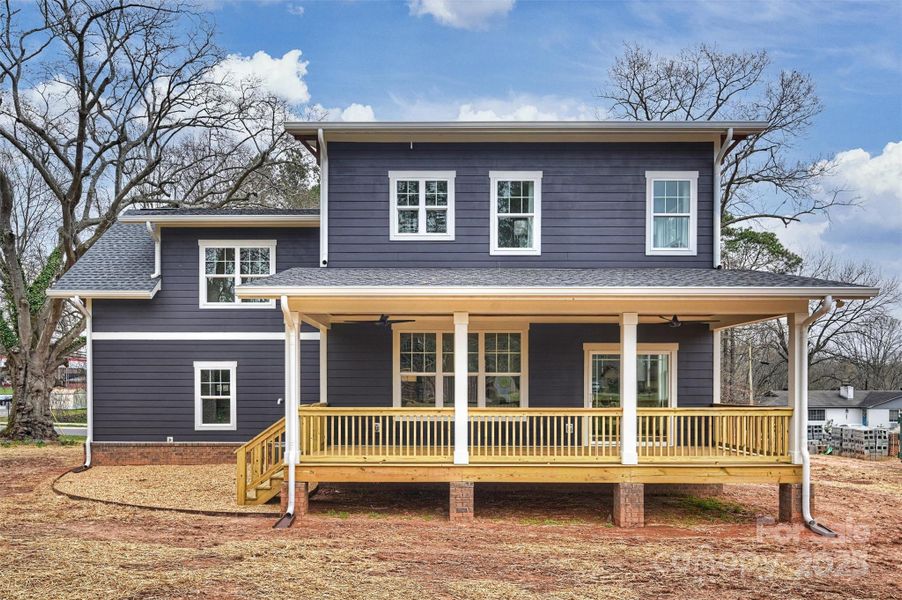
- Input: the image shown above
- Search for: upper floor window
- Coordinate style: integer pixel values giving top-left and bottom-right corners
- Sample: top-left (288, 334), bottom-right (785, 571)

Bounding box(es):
top-left (389, 171), bottom-right (456, 241)
top-left (645, 171), bottom-right (698, 256)
top-left (490, 171), bottom-right (542, 256)
top-left (199, 240), bottom-right (276, 308)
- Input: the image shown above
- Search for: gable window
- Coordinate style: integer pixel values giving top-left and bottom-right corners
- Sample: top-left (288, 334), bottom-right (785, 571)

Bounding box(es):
top-left (645, 171), bottom-right (698, 256)
top-left (490, 171), bottom-right (542, 256)
top-left (394, 329), bottom-right (528, 408)
top-left (194, 361), bottom-right (237, 430)
top-left (389, 171), bottom-right (456, 240)
top-left (199, 240), bottom-right (276, 308)
top-left (584, 343), bottom-right (678, 408)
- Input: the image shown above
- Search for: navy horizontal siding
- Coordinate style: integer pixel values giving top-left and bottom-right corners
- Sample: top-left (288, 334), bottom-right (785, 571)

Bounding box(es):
top-left (327, 142), bottom-right (714, 268)
top-left (529, 323), bottom-right (714, 408)
top-left (327, 323), bottom-right (392, 407)
top-left (93, 340), bottom-right (319, 442)
top-left (93, 227), bottom-right (318, 332)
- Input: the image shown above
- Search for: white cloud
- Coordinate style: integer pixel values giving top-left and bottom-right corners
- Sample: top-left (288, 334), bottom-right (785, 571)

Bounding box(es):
top-left (768, 141), bottom-right (902, 279)
top-left (391, 93), bottom-right (600, 121)
top-left (339, 103), bottom-right (376, 122)
top-left (408, 0), bottom-right (515, 30)
top-left (286, 3), bottom-right (305, 16)
top-left (214, 49), bottom-right (310, 105)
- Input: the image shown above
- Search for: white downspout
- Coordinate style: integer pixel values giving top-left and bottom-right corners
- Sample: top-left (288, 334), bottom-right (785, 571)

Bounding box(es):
top-left (280, 296), bottom-right (298, 517)
top-left (713, 127), bottom-right (733, 268)
top-left (317, 128), bottom-right (329, 268)
top-left (71, 296), bottom-right (93, 469)
top-left (799, 295), bottom-right (837, 535)
top-left (145, 222), bottom-right (161, 279)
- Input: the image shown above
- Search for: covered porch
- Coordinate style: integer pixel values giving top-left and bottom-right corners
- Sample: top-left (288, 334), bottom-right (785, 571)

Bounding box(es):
top-left (233, 267), bottom-right (875, 524)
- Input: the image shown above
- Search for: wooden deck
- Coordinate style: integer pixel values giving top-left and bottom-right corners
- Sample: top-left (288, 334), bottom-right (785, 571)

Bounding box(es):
top-left (236, 405), bottom-right (796, 505)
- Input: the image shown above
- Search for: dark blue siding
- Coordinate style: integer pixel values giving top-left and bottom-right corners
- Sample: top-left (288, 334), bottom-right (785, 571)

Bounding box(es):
top-left (327, 142), bottom-right (714, 268)
top-left (93, 339), bottom-right (319, 442)
top-left (93, 227), bottom-right (318, 332)
top-left (327, 323), bottom-right (392, 407)
top-left (529, 323), bottom-right (714, 407)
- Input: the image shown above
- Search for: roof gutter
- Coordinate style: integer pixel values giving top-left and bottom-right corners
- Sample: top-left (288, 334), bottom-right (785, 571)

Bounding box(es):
top-left (46, 279), bottom-right (161, 299)
top-left (118, 214), bottom-right (320, 227)
top-left (799, 296), bottom-right (838, 537)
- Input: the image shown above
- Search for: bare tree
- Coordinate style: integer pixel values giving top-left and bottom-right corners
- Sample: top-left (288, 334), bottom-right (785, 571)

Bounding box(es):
top-left (826, 315), bottom-right (902, 390)
top-left (599, 44), bottom-right (854, 231)
top-left (0, 0), bottom-right (301, 439)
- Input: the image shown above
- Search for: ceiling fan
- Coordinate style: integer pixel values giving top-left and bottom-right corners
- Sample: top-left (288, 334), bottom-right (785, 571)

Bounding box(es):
top-left (361, 314), bottom-right (416, 327)
top-left (657, 315), bottom-right (717, 328)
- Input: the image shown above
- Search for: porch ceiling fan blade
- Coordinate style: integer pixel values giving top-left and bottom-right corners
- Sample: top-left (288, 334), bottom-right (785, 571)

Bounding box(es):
top-left (358, 314), bottom-right (417, 327)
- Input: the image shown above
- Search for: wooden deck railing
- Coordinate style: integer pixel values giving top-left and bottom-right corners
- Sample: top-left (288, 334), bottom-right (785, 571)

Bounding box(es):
top-left (235, 416), bottom-right (287, 505)
top-left (468, 408), bottom-right (621, 462)
top-left (297, 406), bottom-right (622, 463)
top-left (636, 408), bottom-right (792, 463)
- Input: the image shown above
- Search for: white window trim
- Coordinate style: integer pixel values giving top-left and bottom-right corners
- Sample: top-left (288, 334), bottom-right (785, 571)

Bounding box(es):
top-left (392, 325), bottom-right (529, 408)
top-left (194, 360), bottom-right (237, 431)
top-left (388, 171), bottom-right (456, 241)
top-left (645, 171), bottom-right (698, 256)
top-left (582, 342), bottom-right (679, 408)
top-left (198, 240), bottom-right (277, 309)
top-left (489, 170), bottom-right (542, 256)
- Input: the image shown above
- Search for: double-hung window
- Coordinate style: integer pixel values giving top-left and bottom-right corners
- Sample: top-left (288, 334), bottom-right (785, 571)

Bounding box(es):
top-left (395, 329), bottom-right (527, 408)
top-left (490, 171), bottom-right (542, 255)
top-left (199, 240), bottom-right (276, 308)
top-left (645, 171), bottom-right (698, 256)
top-left (389, 171), bottom-right (455, 240)
top-left (584, 343), bottom-right (678, 408)
top-left (194, 361), bottom-right (237, 431)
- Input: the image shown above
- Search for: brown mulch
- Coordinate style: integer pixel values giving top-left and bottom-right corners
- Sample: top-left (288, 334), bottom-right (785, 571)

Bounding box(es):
top-left (0, 445), bottom-right (899, 599)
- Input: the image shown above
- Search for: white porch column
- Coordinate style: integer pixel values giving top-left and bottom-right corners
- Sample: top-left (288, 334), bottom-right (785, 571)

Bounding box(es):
top-left (620, 313), bottom-right (639, 465)
top-left (788, 313), bottom-right (806, 465)
top-left (319, 326), bottom-right (328, 405)
top-left (712, 330), bottom-right (722, 404)
top-left (453, 312), bottom-right (470, 465)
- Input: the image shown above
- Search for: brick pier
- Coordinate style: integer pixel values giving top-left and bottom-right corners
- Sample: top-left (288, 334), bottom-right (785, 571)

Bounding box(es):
top-left (613, 482), bottom-right (644, 527)
top-left (449, 481), bottom-right (474, 522)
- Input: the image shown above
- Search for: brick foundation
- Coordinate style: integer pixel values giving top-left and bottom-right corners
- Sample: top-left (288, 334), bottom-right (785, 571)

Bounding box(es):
top-left (90, 442), bottom-right (241, 466)
top-left (612, 482), bottom-right (644, 527)
top-left (779, 483), bottom-right (815, 524)
top-left (449, 481), bottom-right (474, 522)
top-left (279, 482), bottom-right (309, 516)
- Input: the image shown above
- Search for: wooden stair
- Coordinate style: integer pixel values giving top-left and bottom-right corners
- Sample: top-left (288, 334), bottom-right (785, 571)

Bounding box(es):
top-left (236, 417), bottom-right (287, 506)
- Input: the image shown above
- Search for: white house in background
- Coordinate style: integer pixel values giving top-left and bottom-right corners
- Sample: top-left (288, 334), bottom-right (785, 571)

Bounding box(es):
top-left (761, 385), bottom-right (902, 437)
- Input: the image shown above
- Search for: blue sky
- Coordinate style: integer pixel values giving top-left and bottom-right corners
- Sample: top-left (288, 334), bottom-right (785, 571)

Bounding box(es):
top-left (206, 0), bottom-right (901, 282)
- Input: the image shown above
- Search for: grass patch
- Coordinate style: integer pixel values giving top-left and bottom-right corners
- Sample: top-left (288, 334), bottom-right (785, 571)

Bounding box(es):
top-left (668, 495), bottom-right (749, 522)
top-left (0, 435), bottom-right (83, 448)
top-left (52, 408), bottom-right (87, 424)
top-left (325, 509), bottom-right (350, 519)
top-left (519, 516), bottom-right (589, 526)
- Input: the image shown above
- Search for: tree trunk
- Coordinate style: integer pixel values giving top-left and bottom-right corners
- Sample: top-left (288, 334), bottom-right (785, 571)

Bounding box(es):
top-left (1, 353), bottom-right (58, 441)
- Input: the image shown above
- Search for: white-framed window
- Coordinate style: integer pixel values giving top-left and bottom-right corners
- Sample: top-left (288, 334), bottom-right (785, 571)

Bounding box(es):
top-left (490, 171), bottom-right (542, 256)
top-left (198, 240), bottom-right (276, 308)
top-left (194, 361), bottom-right (237, 431)
top-left (889, 409), bottom-right (900, 423)
top-left (583, 343), bottom-right (678, 408)
top-left (388, 171), bottom-right (456, 240)
top-left (645, 171), bottom-right (698, 256)
top-left (393, 327), bottom-right (528, 408)
top-left (808, 409), bottom-right (826, 421)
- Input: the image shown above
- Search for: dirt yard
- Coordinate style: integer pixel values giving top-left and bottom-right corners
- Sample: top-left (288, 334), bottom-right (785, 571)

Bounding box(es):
top-left (1, 446), bottom-right (899, 599)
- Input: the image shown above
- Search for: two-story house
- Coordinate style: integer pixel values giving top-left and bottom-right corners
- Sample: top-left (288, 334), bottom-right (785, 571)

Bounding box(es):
top-left (49, 121), bottom-right (878, 530)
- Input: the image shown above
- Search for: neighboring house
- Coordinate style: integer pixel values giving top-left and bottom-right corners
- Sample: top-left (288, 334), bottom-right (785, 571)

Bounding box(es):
top-left (761, 385), bottom-right (902, 438)
top-left (48, 121), bottom-right (879, 527)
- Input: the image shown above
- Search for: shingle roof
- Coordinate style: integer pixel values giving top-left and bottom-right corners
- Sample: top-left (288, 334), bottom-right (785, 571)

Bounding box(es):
top-left (760, 390), bottom-right (902, 408)
top-left (49, 222), bottom-right (158, 296)
top-left (241, 266), bottom-right (873, 293)
top-left (121, 208), bottom-right (318, 217)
